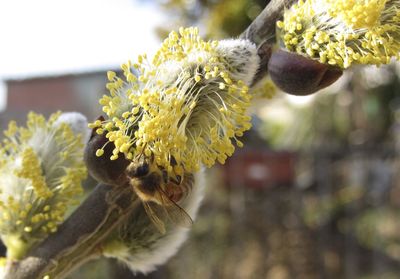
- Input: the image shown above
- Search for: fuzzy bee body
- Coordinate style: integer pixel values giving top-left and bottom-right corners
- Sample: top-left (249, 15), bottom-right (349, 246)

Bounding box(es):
top-left (131, 172), bottom-right (162, 203)
top-left (126, 160), bottom-right (193, 234)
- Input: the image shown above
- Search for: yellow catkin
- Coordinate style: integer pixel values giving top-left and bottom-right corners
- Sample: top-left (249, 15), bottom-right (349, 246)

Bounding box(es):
top-left (277, 0), bottom-right (400, 68)
top-left (90, 27), bottom-right (256, 178)
top-left (0, 112), bottom-right (87, 257)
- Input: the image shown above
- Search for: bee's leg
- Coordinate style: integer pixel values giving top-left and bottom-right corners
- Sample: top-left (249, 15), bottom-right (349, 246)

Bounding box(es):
top-left (165, 183), bottom-right (185, 203)
top-left (161, 169), bottom-right (169, 184)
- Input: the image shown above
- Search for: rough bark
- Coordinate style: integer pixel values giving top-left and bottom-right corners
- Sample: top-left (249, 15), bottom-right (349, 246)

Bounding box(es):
top-left (239, 0), bottom-right (297, 85)
top-left (5, 184), bottom-right (139, 279)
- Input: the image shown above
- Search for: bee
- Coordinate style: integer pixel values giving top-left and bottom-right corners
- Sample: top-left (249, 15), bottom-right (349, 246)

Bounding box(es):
top-left (125, 159), bottom-right (193, 234)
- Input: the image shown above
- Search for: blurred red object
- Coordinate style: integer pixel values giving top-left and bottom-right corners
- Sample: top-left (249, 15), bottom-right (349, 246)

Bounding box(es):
top-left (221, 149), bottom-right (296, 189)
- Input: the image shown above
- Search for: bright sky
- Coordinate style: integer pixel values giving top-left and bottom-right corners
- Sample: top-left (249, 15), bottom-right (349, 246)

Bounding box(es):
top-left (0, 0), bottom-right (165, 78)
top-left (0, 0), bottom-right (164, 110)
top-left (0, 0), bottom-right (163, 79)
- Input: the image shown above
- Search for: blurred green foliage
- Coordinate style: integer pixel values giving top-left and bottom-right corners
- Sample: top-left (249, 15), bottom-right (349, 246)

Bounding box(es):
top-left (153, 0), bottom-right (269, 38)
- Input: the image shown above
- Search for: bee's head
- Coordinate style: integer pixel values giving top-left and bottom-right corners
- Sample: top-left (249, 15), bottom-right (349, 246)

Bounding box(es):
top-left (126, 161), bottom-right (150, 178)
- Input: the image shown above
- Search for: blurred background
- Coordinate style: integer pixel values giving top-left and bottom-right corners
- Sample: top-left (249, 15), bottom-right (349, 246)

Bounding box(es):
top-left (2, 0), bottom-right (400, 278)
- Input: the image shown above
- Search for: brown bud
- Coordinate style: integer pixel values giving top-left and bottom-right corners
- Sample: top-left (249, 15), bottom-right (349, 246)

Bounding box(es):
top-left (268, 49), bottom-right (343, 95)
top-left (84, 123), bottom-right (130, 186)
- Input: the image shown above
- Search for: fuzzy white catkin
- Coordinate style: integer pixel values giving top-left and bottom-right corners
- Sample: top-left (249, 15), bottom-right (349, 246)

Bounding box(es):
top-left (103, 171), bottom-right (206, 274)
top-left (215, 39), bottom-right (260, 85)
top-left (158, 38), bottom-right (259, 89)
top-left (94, 35), bottom-right (261, 171)
top-left (53, 112), bottom-right (90, 144)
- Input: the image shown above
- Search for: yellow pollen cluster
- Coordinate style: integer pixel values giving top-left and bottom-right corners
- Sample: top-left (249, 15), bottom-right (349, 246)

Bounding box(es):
top-left (326, 0), bottom-right (386, 29)
top-left (14, 147), bottom-right (53, 199)
top-left (91, 27), bottom-right (253, 177)
top-left (277, 0), bottom-right (400, 68)
top-left (0, 112), bottom-right (87, 258)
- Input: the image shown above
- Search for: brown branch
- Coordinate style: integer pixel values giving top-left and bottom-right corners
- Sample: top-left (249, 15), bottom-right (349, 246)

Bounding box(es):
top-left (5, 183), bottom-right (139, 279)
top-left (240, 0), bottom-right (297, 86)
top-left (3, 1), bottom-right (295, 278)
top-left (240, 0), bottom-right (297, 45)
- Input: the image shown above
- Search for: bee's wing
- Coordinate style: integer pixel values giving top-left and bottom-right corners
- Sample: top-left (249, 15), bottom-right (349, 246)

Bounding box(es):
top-left (143, 202), bottom-right (166, 234)
top-left (158, 188), bottom-right (193, 228)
